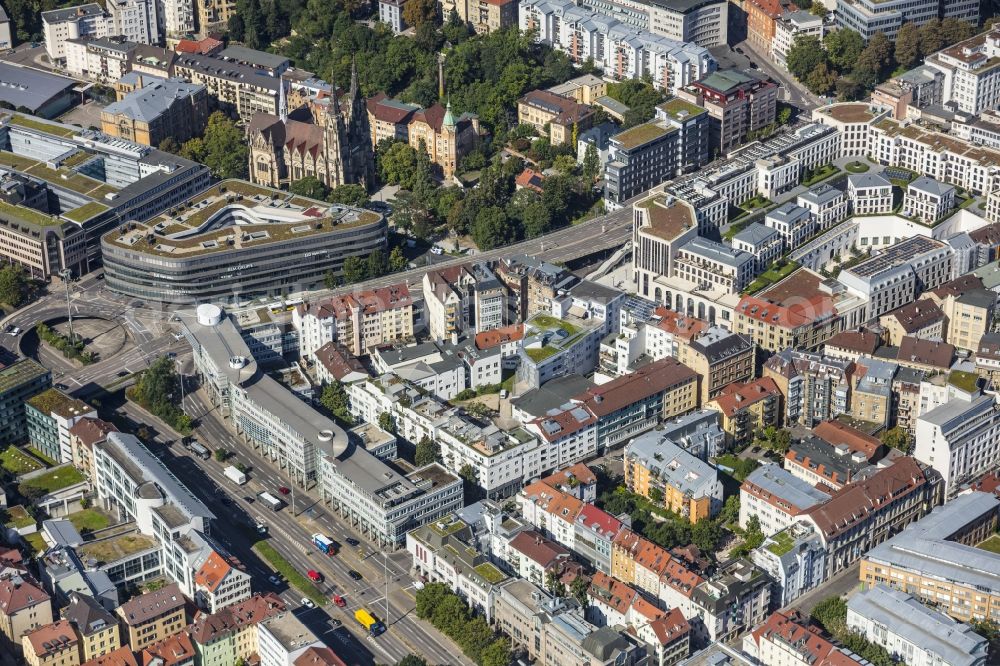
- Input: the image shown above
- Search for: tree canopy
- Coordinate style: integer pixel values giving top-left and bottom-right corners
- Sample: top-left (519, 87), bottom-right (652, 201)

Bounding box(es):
top-left (180, 112), bottom-right (248, 180)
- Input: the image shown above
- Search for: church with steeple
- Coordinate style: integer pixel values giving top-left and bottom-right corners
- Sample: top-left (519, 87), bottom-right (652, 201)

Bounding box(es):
top-left (246, 61), bottom-right (376, 192)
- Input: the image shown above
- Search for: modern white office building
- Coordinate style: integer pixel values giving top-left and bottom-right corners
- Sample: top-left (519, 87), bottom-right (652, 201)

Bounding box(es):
top-left (42, 4), bottom-right (111, 61)
top-left (835, 0), bottom-right (978, 42)
top-left (914, 390), bottom-right (1000, 497)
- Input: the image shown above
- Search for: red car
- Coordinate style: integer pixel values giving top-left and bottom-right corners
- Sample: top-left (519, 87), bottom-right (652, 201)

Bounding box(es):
top-left (278, 487), bottom-right (291, 495)
top-left (307, 570), bottom-right (322, 582)
top-left (332, 595), bottom-right (347, 607)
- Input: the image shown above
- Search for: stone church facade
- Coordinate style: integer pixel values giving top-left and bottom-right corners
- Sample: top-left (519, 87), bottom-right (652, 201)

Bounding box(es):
top-left (247, 65), bottom-right (375, 191)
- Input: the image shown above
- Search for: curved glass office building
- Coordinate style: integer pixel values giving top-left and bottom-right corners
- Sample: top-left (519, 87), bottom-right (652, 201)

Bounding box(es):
top-left (102, 180), bottom-right (386, 304)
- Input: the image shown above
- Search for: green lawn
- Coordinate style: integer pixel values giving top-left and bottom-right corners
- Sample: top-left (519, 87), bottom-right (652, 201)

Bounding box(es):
top-left (977, 535), bottom-right (1000, 554)
top-left (744, 261), bottom-right (799, 295)
top-left (23, 532), bottom-right (46, 555)
top-left (254, 541), bottom-right (327, 606)
top-left (845, 161), bottom-right (870, 174)
top-left (803, 164), bottom-right (841, 186)
top-left (21, 466), bottom-right (86, 494)
top-left (67, 509), bottom-right (110, 533)
top-left (26, 447), bottom-right (58, 467)
top-left (1, 447), bottom-right (43, 474)
top-left (526, 346), bottom-right (558, 362)
top-left (530, 314), bottom-right (579, 336)
top-left (4, 505), bottom-right (35, 529)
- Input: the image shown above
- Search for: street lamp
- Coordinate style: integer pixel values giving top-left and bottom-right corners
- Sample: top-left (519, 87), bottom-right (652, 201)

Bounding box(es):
top-left (59, 268), bottom-right (75, 345)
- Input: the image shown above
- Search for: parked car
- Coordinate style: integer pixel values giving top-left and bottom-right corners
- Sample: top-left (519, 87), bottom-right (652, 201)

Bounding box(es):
top-left (333, 595), bottom-right (347, 607)
top-left (348, 570), bottom-right (363, 581)
top-left (301, 597), bottom-right (315, 609)
top-left (278, 486), bottom-right (291, 495)
top-left (307, 570), bottom-right (323, 582)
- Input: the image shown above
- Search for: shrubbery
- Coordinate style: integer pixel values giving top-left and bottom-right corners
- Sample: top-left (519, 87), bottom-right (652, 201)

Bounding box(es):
top-left (36, 323), bottom-right (94, 364)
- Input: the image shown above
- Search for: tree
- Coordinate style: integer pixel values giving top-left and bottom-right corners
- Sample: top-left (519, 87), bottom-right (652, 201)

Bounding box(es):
top-left (179, 137), bottom-right (206, 163)
top-left (552, 154), bottom-right (577, 174)
top-left (918, 19), bottom-right (945, 57)
top-left (396, 657), bottom-right (427, 666)
top-left (811, 596), bottom-right (848, 636)
top-left (545, 571), bottom-right (566, 597)
top-left (582, 143), bottom-right (600, 181)
top-left (835, 77), bottom-right (866, 102)
top-left (895, 22), bottom-right (921, 71)
top-left (289, 176), bottom-right (328, 200)
top-left (214, 449), bottom-right (229, 462)
top-left (648, 487), bottom-right (664, 504)
top-left (379, 142), bottom-right (420, 189)
top-left (402, 0), bottom-right (437, 29)
top-left (328, 184), bottom-right (369, 206)
top-left (720, 495), bottom-right (740, 524)
top-left (570, 576), bottom-right (590, 606)
top-left (200, 112), bottom-right (249, 179)
top-left (342, 256), bottom-right (366, 284)
top-left (691, 518), bottom-right (721, 552)
top-left (743, 515), bottom-right (764, 550)
top-left (852, 32), bottom-right (895, 89)
top-left (323, 270), bottom-right (338, 289)
top-left (777, 105), bottom-right (793, 126)
top-left (389, 246), bottom-right (408, 272)
top-left (786, 35), bottom-right (827, 81)
top-left (805, 62), bottom-right (837, 96)
top-left (320, 382), bottom-right (352, 424)
top-left (378, 411), bottom-right (396, 434)
top-left (431, 594), bottom-right (469, 636)
top-left (158, 137), bottom-right (181, 154)
top-left (824, 29), bottom-right (864, 72)
top-left (940, 18), bottom-right (974, 46)
top-left (414, 582), bottom-right (450, 619)
top-left (810, 3), bottom-right (827, 17)
top-left (521, 201), bottom-right (552, 239)
top-left (880, 426), bottom-right (910, 453)
top-left (0, 264), bottom-right (30, 306)
top-left (366, 249), bottom-right (387, 279)
top-left (472, 206), bottom-right (515, 250)
top-left (480, 640), bottom-right (511, 666)
top-left (414, 436), bottom-right (440, 466)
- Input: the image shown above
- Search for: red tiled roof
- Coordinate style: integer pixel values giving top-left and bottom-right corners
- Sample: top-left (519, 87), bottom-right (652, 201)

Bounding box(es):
top-left (541, 462), bottom-right (597, 490)
top-left (141, 632), bottom-right (195, 666)
top-left (82, 646), bottom-right (139, 666)
top-left (475, 324), bottom-right (524, 350)
top-left (69, 417), bottom-right (118, 448)
top-left (413, 103), bottom-right (447, 132)
top-left (737, 293), bottom-right (835, 329)
top-left (882, 299), bottom-right (945, 333)
top-left (651, 306), bottom-right (708, 342)
top-left (188, 593), bottom-right (286, 644)
top-left (825, 329), bottom-right (881, 355)
top-left (508, 530), bottom-right (571, 568)
top-left (299, 283), bottom-right (412, 320)
top-left (575, 504), bottom-right (622, 539)
top-left (897, 336), bottom-right (954, 369)
top-left (804, 457), bottom-right (926, 538)
top-left (576, 357), bottom-right (697, 417)
top-left (194, 552), bottom-right (234, 593)
top-left (293, 647), bottom-right (348, 666)
top-left (529, 405), bottom-right (597, 443)
top-left (930, 274), bottom-right (985, 299)
top-left (0, 575), bottom-right (49, 616)
top-left (520, 481), bottom-right (584, 525)
top-left (588, 571), bottom-right (638, 616)
top-left (812, 420), bottom-right (882, 461)
top-left (648, 608), bottom-right (690, 647)
top-left (314, 343), bottom-right (366, 381)
top-left (518, 89), bottom-right (593, 126)
top-left (175, 37), bottom-right (223, 54)
top-left (366, 92), bottom-right (419, 125)
top-left (515, 168), bottom-right (545, 192)
top-left (709, 377), bottom-right (780, 418)
top-left (750, 611), bottom-right (845, 665)
top-left (25, 620), bottom-right (77, 658)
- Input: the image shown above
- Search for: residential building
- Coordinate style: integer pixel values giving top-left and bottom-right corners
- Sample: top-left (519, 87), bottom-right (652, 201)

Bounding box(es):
top-left (624, 430), bottom-right (724, 523)
top-left (106, 0), bottom-right (157, 43)
top-left (157, 0), bottom-right (195, 37)
top-left (521, 0), bottom-right (716, 95)
top-left (676, 69), bottom-right (777, 155)
top-left (705, 377), bottom-right (781, 447)
top-left (673, 237), bottom-right (755, 294)
top-left (549, 74), bottom-right (607, 105)
top-left (838, 235), bottom-right (954, 320)
top-left (186, 593), bottom-right (286, 666)
top-left (924, 26), bottom-right (1000, 115)
top-left (518, 89), bottom-right (595, 145)
top-left (689, 559), bottom-right (770, 644)
top-left (879, 299), bottom-right (946, 346)
top-left (860, 492), bottom-right (1000, 624)
top-left (378, 0), bottom-right (409, 32)
top-left (801, 456), bottom-right (933, 576)
top-left (293, 283), bottom-right (414, 360)
top-left (784, 431), bottom-right (876, 491)
top-left (42, 5), bottom-right (110, 61)
top-left (0, 576), bottom-right (53, 660)
top-left (174, 53), bottom-right (291, 121)
top-left (195, 0), bottom-right (236, 33)
top-left (750, 521), bottom-right (826, 607)
top-left (797, 184), bottom-right (847, 231)
top-left (493, 579), bottom-right (646, 666)
top-left (63, 593), bottom-right (120, 662)
top-left (193, 552), bottom-right (251, 614)
top-left (0, 6), bottom-right (10, 50)
top-left (823, 329), bottom-right (881, 363)
top-left (763, 202), bottom-right (814, 252)
top-left (678, 326), bottom-right (754, 404)
top-left (730, 223), bottom-right (781, 272)
top-left (67, 418), bottom-right (117, 480)
top-left (574, 0), bottom-right (727, 47)
top-left (25, 388), bottom-right (96, 464)
top-left (739, 464), bottom-right (831, 536)
top-left (771, 10), bottom-right (824, 72)
top-left (914, 390), bottom-right (1000, 497)
top-left (903, 176), bottom-right (955, 224)
top-left (423, 264), bottom-right (507, 341)
top-left (22, 620), bottom-right (80, 666)
top-left (850, 357), bottom-right (896, 428)
top-left (64, 37), bottom-right (135, 83)
top-left (924, 276), bottom-right (996, 353)
top-left (440, 0), bottom-right (518, 34)
top-left (604, 98), bottom-right (710, 205)
top-left (258, 612), bottom-right (325, 666)
top-left (746, 0), bottom-right (797, 52)
top-left (835, 0), bottom-right (977, 42)
top-left (540, 463), bottom-right (598, 503)
top-left (763, 350), bottom-right (851, 426)
top-left (116, 584), bottom-right (185, 651)
top-left (847, 173), bottom-right (893, 215)
top-left (847, 585), bottom-right (988, 666)
top-left (140, 632), bottom-right (195, 666)
top-left (100, 79), bottom-right (208, 148)
top-left (744, 611), bottom-right (865, 666)
top-left (632, 195), bottom-right (701, 299)
top-left (0, 359), bottom-right (52, 447)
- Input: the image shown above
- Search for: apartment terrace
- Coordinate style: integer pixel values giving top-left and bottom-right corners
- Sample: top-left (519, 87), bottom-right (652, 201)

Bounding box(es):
top-left (104, 179), bottom-right (380, 258)
top-left (875, 118), bottom-right (1000, 166)
top-left (77, 531), bottom-right (158, 565)
top-left (523, 312), bottom-right (596, 362)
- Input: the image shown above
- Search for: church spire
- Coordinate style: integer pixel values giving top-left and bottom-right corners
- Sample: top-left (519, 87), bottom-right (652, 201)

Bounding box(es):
top-left (349, 55), bottom-right (359, 102)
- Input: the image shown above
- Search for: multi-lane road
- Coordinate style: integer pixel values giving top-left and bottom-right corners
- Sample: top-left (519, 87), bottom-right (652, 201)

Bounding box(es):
top-left (119, 372), bottom-right (469, 666)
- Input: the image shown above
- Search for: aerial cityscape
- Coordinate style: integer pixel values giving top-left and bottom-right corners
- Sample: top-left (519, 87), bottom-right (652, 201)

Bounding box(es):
top-left (0, 0), bottom-right (997, 665)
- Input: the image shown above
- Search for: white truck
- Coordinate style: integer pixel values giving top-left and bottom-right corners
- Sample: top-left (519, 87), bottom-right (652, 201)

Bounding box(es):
top-left (224, 465), bottom-right (247, 485)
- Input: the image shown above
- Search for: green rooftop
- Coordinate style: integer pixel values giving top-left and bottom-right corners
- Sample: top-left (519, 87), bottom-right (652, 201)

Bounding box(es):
top-left (77, 532), bottom-right (158, 563)
top-left (526, 346), bottom-right (558, 362)
top-left (20, 466), bottom-right (85, 494)
top-left (765, 529), bottom-right (796, 557)
top-left (4, 505), bottom-right (34, 529)
top-left (474, 562), bottom-right (507, 584)
top-left (0, 359), bottom-right (49, 394)
top-left (8, 114), bottom-right (77, 137)
top-left (613, 121), bottom-right (674, 150)
top-left (948, 369), bottom-right (980, 393)
top-left (63, 201), bottom-right (110, 223)
top-left (0, 199), bottom-right (62, 227)
top-left (27, 387), bottom-right (90, 418)
top-left (528, 314), bottom-right (580, 336)
top-left (656, 97), bottom-right (706, 122)
top-left (429, 517), bottom-right (467, 537)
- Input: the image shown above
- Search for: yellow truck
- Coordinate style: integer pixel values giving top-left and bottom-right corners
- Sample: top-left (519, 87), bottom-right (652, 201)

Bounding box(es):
top-left (354, 608), bottom-right (386, 636)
